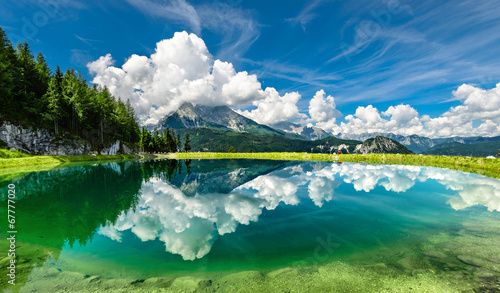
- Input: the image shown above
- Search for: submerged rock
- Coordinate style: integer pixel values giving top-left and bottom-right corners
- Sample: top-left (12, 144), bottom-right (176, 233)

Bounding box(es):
top-left (397, 256), bottom-right (420, 270)
top-left (363, 263), bottom-right (388, 270)
top-left (422, 251), bottom-right (448, 259)
top-left (474, 268), bottom-right (499, 281)
top-left (170, 276), bottom-right (211, 293)
top-left (457, 255), bottom-right (500, 272)
top-left (216, 271), bottom-right (265, 292)
top-left (458, 255), bottom-right (491, 267)
top-left (489, 257), bottom-right (500, 264)
top-left (267, 267), bottom-right (299, 278)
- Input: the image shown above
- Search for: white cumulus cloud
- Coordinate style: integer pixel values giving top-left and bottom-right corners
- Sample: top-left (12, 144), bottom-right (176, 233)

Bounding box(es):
top-left (236, 88), bottom-right (305, 125)
top-left (306, 89), bottom-right (342, 133)
top-left (336, 83), bottom-right (500, 138)
top-left (88, 31), bottom-right (269, 125)
top-left (88, 29), bottom-right (500, 138)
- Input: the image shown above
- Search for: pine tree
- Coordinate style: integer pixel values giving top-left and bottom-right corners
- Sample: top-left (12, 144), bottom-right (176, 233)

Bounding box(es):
top-left (139, 128), bottom-right (146, 152)
top-left (140, 128), bottom-right (152, 153)
top-left (62, 68), bottom-right (87, 135)
top-left (125, 99), bottom-right (139, 143)
top-left (0, 27), bottom-right (18, 120)
top-left (34, 52), bottom-right (50, 99)
top-left (15, 41), bottom-right (39, 123)
top-left (165, 128), bottom-right (176, 152)
top-left (153, 130), bottom-right (162, 153)
top-left (184, 133), bottom-right (191, 152)
top-left (176, 133), bottom-right (181, 152)
top-left (94, 86), bottom-right (114, 146)
top-left (44, 66), bottom-right (64, 135)
top-left (32, 52), bottom-right (51, 125)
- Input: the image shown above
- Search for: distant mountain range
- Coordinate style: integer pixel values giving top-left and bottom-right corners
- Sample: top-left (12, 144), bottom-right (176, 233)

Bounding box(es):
top-left (337, 132), bottom-right (500, 156)
top-left (174, 128), bottom-right (409, 154)
top-left (152, 103), bottom-right (412, 155)
top-left (150, 103), bottom-right (499, 157)
top-left (270, 121), bottom-right (330, 140)
top-left (337, 133), bottom-right (434, 153)
top-left (423, 140), bottom-right (500, 157)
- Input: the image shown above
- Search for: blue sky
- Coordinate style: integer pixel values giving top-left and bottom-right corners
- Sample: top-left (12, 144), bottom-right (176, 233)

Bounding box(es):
top-left (2, 0), bottom-right (500, 137)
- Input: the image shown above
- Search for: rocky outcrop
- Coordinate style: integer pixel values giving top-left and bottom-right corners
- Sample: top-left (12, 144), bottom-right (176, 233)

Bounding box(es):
top-left (101, 140), bottom-right (120, 155)
top-left (0, 122), bottom-right (90, 155)
top-left (100, 140), bottom-right (136, 155)
top-left (0, 122), bottom-right (136, 155)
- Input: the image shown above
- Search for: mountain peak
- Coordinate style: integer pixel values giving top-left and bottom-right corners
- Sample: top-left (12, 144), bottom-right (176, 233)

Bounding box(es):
top-left (177, 102), bottom-right (199, 119)
top-left (155, 103), bottom-right (289, 136)
top-left (355, 136), bottom-right (413, 154)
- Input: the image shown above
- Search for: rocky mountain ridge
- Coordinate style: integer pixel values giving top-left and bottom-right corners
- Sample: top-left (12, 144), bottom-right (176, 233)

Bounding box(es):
top-left (155, 102), bottom-right (293, 137)
top-left (270, 121), bottom-right (330, 140)
top-left (337, 132), bottom-right (500, 154)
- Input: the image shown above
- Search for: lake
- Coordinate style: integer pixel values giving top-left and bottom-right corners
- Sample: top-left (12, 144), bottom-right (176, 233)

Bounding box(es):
top-left (1, 159), bottom-right (500, 292)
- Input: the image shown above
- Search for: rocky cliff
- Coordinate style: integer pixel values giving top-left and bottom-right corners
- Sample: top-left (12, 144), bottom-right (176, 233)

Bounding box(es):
top-left (0, 122), bottom-right (135, 155)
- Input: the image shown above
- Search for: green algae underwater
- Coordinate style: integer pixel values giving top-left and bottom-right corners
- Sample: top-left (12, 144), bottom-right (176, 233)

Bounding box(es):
top-left (1, 159), bottom-right (500, 292)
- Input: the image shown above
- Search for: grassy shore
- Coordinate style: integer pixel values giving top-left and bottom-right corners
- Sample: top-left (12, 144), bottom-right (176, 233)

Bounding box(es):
top-left (165, 152), bottom-right (500, 179)
top-left (1, 149), bottom-right (499, 179)
top-left (0, 153), bottom-right (140, 169)
top-left (0, 149), bottom-right (154, 181)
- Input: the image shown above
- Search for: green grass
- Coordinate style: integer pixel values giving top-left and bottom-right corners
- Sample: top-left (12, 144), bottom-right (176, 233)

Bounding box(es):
top-left (1, 148), bottom-right (499, 179)
top-left (0, 148), bottom-right (31, 158)
top-left (0, 148), bottom-right (149, 175)
top-left (165, 152), bottom-right (500, 179)
top-left (0, 154), bottom-right (142, 169)
top-left (0, 151), bottom-right (153, 181)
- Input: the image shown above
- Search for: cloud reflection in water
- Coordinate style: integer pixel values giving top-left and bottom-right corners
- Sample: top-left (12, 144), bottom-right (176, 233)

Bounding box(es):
top-left (98, 162), bottom-right (500, 260)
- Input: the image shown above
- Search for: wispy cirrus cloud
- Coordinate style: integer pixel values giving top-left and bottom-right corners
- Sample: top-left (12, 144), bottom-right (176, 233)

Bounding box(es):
top-left (75, 34), bottom-right (105, 47)
top-left (124, 0), bottom-right (259, 61)
top-left (125, 0), bottom-right (202, 34)
top-left (322, 0), bottom-right (500, 106)
top-left (285, 0), bottom-right (330, 31)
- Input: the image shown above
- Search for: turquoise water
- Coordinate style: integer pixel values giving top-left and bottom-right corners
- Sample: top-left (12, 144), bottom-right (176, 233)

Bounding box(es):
top-left (1, 159), bottom-right (500, 292)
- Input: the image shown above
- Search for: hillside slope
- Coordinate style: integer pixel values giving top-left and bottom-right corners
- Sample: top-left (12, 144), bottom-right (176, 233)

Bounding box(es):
top-left (354, 136), bottom-right (414, 154)
top-left (339, 132), bottom-right (500, 154)
top-left (176, 129), bottom-right (412, 154)
top-left (424, 141), bottom-right (500, 157)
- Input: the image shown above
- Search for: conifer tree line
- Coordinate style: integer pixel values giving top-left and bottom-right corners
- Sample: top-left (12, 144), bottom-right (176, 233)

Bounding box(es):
top-left (0, 26), bottom-right (193, 154)
top-left (139, 128), bottom-right (191, 153)
top-left (0, 26), bottom-right (140, 150)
